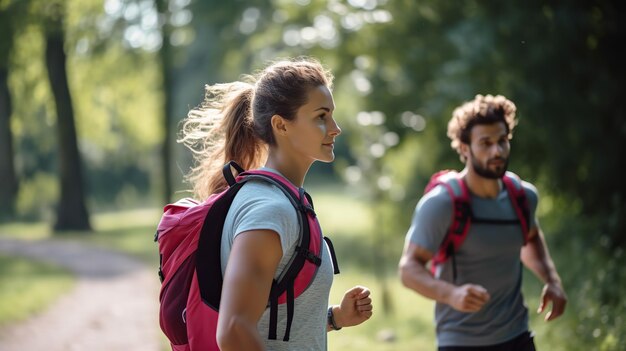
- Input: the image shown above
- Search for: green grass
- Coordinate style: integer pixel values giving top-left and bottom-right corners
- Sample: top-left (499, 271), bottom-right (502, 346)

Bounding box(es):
top-left (0, 208), bottom-right (163, 265)
top-left (80, 207), bottom-right (163, 264)
top-left (0, 254), bottom-right (74, 327)
top-left (0, 207), bottom-right (168, 349)
top-left (311, 186), bottom-right (437, 350)
top-left (0, 208), bottom-right (162, 324)
top-left (0, 222), bottom-right (50, 240)
top-left (328, 273), bottom-right (436, 351)
top-left (2, 187), bottom-right (624, 350)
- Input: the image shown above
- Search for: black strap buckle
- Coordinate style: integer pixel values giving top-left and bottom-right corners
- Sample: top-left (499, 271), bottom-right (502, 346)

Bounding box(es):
top-left (296, 245), bottom-right (321, 266)
top-left (452, 201), bottom-right (471, 235)
top-left (158, 267), bottom-right (164, 283)
top-left (298, 203), bottom-right (316, 217)
top-left (298, 188), bottom-right (317, 217)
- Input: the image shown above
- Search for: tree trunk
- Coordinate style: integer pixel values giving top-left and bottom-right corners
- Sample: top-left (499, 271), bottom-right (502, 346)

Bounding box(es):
top-left (0, 8), bottom-right (18, 220)
top-left (156, 0), bottom-right (173, 204)
top-left (0, 67), bottom-right (18, 220)
top-left (45, 16), bottom-right (91, 231)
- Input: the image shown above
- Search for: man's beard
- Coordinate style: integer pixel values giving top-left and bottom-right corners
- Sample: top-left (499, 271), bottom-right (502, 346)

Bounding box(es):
top-left (470, 150), bottom-right (508, 179)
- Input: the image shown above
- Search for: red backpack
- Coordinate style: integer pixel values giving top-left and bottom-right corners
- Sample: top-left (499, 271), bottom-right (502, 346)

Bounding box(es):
top-left (155, 161), bottom-right (340, 351)
top-left (424, 170), bottom-right (530, 282)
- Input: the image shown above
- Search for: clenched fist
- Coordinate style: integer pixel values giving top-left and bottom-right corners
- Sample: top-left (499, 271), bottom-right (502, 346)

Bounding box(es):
top-left (447, 284), bottom-right (490, 312)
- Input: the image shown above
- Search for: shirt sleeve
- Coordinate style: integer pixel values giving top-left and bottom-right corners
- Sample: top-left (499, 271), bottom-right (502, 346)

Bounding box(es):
top-left (406, 185), bottom-right (454, 254)
top-left (230, 180), bottom-right (300, 257)
top-left (521, 180), bottom-right (539, 230)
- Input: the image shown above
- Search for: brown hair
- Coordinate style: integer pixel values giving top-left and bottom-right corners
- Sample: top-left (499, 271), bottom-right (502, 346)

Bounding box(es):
top-left (178, 58), bottom-right (334, 199)
top-left (447, 94), bottom-right (517, 162)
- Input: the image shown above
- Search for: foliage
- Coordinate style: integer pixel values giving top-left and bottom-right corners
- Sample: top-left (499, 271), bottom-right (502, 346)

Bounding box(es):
top-left (533, 194), bottom-right (626, 351)
top-left (4, 0), bottom-right (624, 233)
top-left (2, 0), bottom-right (625, 347)
top-left (6, 0), bottom-right (166, 219)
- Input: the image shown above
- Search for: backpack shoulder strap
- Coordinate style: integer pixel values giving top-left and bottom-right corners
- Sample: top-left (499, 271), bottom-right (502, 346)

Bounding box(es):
top-left (237, 169), bottom-right (327, 342)
top-left (428, 172), bottom-right (472, 282)
top-left (237, 172), bottom-right (319, 276)
top-left (502, 172), bottom-right (531, 244)
top-left (223, 161), bottom-right (245, 186)
top-left (196, 165), bottom-right (314, 310)
top-left (195, 180), bottom-right (247, 311)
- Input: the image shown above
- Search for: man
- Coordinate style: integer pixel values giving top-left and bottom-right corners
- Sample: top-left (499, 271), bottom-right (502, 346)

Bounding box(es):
top-left (399, 94), bottom-right (567, 350)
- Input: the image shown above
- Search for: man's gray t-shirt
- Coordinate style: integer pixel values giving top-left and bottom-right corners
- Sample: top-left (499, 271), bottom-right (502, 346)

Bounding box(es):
top-left (220, 169), bottom-right (334, 350)
top-left (406, 178), bottom-right (539, 347)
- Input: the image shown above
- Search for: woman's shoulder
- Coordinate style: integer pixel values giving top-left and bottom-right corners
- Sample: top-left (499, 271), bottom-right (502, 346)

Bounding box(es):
top-left (234, 179), bottom-right (298, 213)
top-left (228, 179), bottom-right (301, 251)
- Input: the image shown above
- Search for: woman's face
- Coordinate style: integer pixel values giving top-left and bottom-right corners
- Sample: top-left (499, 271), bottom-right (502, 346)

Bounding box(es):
top-left (284, 85), bottom-right (341, 163)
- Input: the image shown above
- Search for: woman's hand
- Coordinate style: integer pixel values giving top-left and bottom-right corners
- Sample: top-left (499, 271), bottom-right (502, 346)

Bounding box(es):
top-left (332, 286), bottom-right (373, 328)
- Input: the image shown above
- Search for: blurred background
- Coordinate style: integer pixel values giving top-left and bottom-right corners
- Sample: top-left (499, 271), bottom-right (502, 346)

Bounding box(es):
top-left (0, 0), bottom-right (624, 350)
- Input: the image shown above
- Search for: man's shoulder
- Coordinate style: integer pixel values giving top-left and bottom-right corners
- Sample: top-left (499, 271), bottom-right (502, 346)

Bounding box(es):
top-left (503, 173), bottom-right (539, 208)
top-left (504, 172), bottom-right (538, 196)
top-left (418, 184), bottom-right (454, 213)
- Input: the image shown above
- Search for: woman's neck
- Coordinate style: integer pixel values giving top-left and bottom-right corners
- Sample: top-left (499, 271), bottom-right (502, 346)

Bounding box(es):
top-left (264, 150), bottom-right (312, 187)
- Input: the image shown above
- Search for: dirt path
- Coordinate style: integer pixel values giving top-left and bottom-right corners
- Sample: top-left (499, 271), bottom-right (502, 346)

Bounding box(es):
top-left (0, 237), bottom-right (163, 351)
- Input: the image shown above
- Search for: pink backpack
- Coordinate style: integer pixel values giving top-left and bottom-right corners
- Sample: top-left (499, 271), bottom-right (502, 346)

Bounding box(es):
top-left (424, 170), bottom-right (530, 281)
top-left (155, 161), bottom-right (340, 351)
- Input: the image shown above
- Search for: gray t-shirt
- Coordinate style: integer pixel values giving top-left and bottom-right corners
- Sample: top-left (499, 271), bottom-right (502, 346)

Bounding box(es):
top-left (221, 169), bottom-right (334, 350)
top-left (406, 178), bottom-right (539, 347)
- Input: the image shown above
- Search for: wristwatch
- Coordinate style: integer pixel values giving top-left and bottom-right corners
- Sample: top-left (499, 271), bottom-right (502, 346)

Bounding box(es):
top-left (327, 306), bottom-right (342, 331)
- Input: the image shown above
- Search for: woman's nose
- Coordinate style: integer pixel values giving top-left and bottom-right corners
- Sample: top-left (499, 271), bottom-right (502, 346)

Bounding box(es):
top-left (329, 118), bottom-right (341, 136)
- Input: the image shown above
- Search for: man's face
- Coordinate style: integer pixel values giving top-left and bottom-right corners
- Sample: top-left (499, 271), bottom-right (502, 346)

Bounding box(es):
top-left (464, 122), bottom-right (510, 179)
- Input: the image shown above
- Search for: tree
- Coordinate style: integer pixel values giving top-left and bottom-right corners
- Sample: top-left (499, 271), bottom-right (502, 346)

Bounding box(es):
top-left (0, 2), bottom-right (23, 220)
top-left (155, 0), bottom-right (174, 204)
top-left (308, 0), bottom-right (626, 251)
top-left (43, 2), bottom-right (91, 231)
top-left (102, 0), bottom-right (196, 203)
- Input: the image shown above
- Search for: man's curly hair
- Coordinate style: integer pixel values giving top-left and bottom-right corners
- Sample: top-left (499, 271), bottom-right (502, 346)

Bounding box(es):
top-left (447, 94), bottom-right (518, 162)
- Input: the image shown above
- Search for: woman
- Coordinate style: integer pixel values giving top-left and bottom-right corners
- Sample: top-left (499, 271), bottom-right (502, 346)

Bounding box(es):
top-left (179, 57), bottom-right (373, 350)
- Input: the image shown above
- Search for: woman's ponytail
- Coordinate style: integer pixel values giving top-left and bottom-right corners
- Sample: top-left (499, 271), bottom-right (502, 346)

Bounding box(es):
top-left (179, 81), bottom-right (266, 199)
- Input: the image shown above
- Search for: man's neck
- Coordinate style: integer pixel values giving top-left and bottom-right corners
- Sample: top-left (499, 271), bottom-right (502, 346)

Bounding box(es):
top-left (460, 168), bottom-right (502, 199)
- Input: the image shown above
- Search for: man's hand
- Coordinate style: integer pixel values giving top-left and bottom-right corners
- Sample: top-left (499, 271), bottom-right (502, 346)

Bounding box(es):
top-left (538, 282), bottom-right (567, 321)
top-left (447, 284), bottom-right (490, 312)
top-left (333, 286), bottom-right (373, 328)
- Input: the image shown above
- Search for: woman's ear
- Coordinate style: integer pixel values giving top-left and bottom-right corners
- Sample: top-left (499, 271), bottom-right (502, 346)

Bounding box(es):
top-left (271, 114), bottom-right (288, 137)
